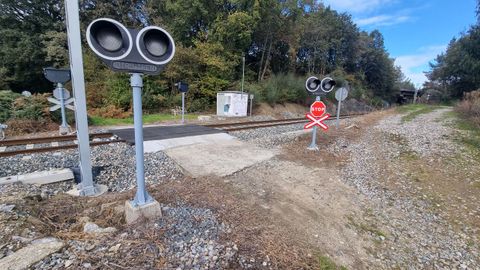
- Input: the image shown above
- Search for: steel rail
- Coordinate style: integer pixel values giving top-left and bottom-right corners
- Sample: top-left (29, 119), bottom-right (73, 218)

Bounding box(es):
top-left (204, 117), bottom-right (305, 128)
top-left (218, 114), bottom-right (362, 132)
top-left (0, 132), bottom-right (115, 147)
top-left (205, 113), bottom-right (366, 129)
top-left (0, 139), bottom-right (125, 157)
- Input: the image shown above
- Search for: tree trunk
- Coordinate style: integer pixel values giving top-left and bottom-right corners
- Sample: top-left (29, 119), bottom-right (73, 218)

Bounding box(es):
top-left (261, 38), bottom-right (273, 81)
top-left (257, 35), bottom-right (268, 82)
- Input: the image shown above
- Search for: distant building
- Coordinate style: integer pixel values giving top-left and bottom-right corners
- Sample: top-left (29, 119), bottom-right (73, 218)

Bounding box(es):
top-left (397, 89), bottom-right (422, 104)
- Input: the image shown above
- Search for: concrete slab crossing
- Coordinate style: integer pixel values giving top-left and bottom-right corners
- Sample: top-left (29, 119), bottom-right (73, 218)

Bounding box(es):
top-left (144, 133), bottom-right (235, 152)
top-left (113, 124), bottom-right (276, 178)
top-left (164, 139), bottom-right (277, 178)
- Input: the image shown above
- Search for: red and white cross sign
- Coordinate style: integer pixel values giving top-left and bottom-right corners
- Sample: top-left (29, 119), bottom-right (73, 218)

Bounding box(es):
top-left (304, 113), bottom-right (330, 130)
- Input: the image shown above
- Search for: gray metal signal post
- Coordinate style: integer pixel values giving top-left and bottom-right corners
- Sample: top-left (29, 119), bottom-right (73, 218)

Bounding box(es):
top-left (64, 0), bottom-right (99, 196)
top-left (335, 87), bottom-right (349, 128)
top-left (175, 82), bottom-right (188, 124)
top-left (308, 95), bottom-right (321, 150)
top-left (131, 73), bottom-right (153, 205)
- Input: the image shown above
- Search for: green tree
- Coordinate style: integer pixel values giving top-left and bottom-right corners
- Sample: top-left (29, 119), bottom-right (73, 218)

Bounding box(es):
top-left (0, 0), bottom-right (64, 91)
top-left (428, 27), bottom-right (480, 98)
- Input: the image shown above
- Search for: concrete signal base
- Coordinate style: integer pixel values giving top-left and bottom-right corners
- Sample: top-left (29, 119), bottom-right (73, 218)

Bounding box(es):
top-left (125, 200), bottom-right (162, 225)
top-left (59, 126), bottom-right (70, 135)
top-left (67, 184), bottom-right (108, 197)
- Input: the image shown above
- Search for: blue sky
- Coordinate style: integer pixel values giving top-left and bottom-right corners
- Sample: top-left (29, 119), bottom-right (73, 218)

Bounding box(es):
top-left (322, 0), bottom-right (477, 87)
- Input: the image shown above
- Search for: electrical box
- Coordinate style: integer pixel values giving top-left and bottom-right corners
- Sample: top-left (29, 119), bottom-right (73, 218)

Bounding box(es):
top-left (216, 91), bottom-right (249, 117)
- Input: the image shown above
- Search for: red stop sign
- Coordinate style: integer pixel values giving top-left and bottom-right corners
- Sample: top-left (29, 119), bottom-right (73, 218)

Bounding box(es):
top-left (310, 101), bottom-right (326, 117)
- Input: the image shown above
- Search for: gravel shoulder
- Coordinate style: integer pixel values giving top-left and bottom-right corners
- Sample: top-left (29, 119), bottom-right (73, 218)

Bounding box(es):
top-left (338, 107), bottom-right (480, 269)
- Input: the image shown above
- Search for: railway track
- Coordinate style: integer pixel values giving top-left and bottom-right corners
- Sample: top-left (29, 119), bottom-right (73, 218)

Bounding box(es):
top-left (205, 113), bottom-right (364, 132)
top-left (0, 132), bottom-right (125, 157)
top-left (0, 113), bottom-right (366, 157)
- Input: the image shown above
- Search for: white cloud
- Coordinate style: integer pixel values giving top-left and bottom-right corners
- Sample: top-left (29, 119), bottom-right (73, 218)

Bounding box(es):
top-left (322, 0), bottom-right (394, 13)
top-left (394, 45), bottom-right (447, 87)
top-left (355, 15), bottom-right (411, 27)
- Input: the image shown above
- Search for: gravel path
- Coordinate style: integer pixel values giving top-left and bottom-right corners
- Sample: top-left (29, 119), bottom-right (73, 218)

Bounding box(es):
top-left (339, 108), bottom-right (479, 269)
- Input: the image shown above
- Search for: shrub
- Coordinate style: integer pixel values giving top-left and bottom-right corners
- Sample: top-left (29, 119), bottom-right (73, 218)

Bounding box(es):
top-left (0, 90), bottom-right (21, 122)
top-left (50, 109), bottom-right (76, 125)
top-left (5, 118), bottom-right (55, 135)
top-left (248, 73), bottom-right (308, 106)
top-left (106, 74), bottom-right (132, 110)
top-left (188, 97), bottom-right (212, 112)
top-left (89, 105), bottom-right (132, 119)
top-left (12, 94), bottom-right (50, 121)
top-left (456, 90), bottom-right (480, 128)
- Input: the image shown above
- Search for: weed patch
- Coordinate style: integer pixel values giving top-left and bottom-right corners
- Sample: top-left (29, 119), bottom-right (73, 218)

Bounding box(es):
top-left (346, 215), bottom-right (386, 239)
top-left (89, 113), bottom-right (197, 126)
top-left (317, 255), bottom-right (348, 270)
top-left (401, 106), bottom-right (441, 123)
top-left (446, 111), bottom-right (480, 153)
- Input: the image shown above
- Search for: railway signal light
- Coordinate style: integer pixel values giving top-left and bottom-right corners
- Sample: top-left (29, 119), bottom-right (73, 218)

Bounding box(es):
top-left (305, 76), bottom-right (336, 95)
top-left (175, 81), bottom-right (189, 93)
top-left (86, 18), bottom-right (175, 75)
top-left (43, 67), bottom-right (71, 84)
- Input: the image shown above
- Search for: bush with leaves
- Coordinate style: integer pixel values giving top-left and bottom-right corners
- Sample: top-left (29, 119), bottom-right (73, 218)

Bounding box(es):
top-left (12, 94), bottom-right (50, 120)
top-left (0, 90), bottom-right (21, 122)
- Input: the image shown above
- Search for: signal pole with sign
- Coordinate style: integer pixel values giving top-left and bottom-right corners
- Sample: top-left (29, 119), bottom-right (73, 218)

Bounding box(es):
top-left (334, 87), bottom-right (349, 129)
top-left (44, 67), bottom-right (74, 135)
top-left (304, 76), bottom-right (336, 150)
top-left (175, 82), bottom-right (188, 124)
top-left (86, 18), bottom-right (175, 223)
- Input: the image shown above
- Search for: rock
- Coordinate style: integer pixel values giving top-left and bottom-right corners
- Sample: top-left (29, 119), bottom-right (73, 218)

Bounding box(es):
top-left (64, 259), bottom-right (73, 268)
top-left (85, 244), bottom-right (95, 251)
top-left (197, 115), bottom-right (212, 121)
top-left (83, 222), bottom-right (117, 235)
top-left (0, 237), bottom-right (64, 270)
top-left (0, 204), bottom-right (15, 213)
top-left (11, 236), bottom-right (33, 243)
top-left (108, 244), bottom-right (121, 253)
top-left (78, 216), bottom-right (91, 224)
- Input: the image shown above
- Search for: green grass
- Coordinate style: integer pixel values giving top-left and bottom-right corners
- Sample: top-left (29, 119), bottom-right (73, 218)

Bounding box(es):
top-left (396, 104), bottom-right (429, 114)
top-left (346, 215), bottom-right (387, 239)
top-left (398, 104), bottom-right (443, 123)
top-left (90, 113), bottom-right (197, 126)
top-left (317, 255), bottom-right (347, 270)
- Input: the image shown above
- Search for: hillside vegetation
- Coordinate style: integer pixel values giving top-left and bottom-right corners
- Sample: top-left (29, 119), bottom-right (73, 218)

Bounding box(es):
top-left (0, 0), bottom-right (413, 120)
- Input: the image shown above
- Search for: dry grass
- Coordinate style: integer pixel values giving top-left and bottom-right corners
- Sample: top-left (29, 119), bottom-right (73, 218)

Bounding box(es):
top-left (456, 90), bottom-right (480, 128)
top-left (10, 177), bottom-right (319, 269)
top-left (5, 118), bottom-right (58, 136)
